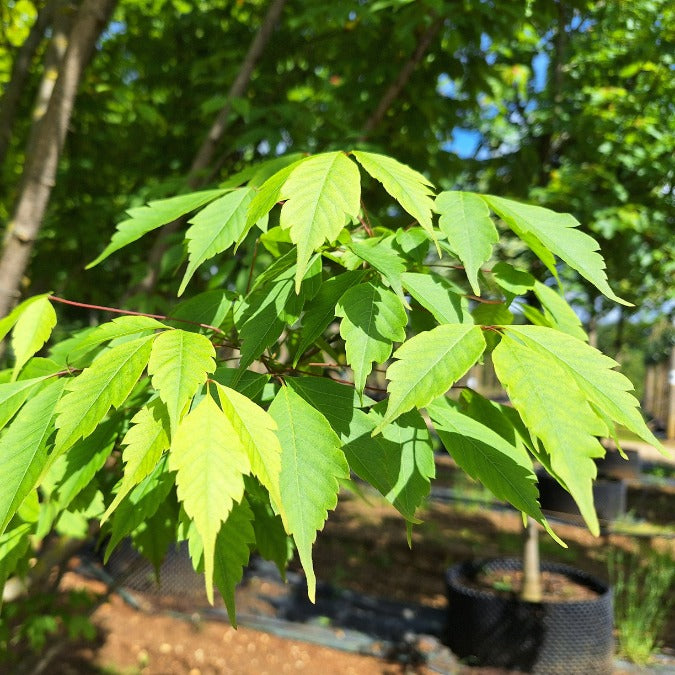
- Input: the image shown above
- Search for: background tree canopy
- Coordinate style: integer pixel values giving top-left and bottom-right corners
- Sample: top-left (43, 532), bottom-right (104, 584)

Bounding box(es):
top-left (0, 0), bottom-right (672, 632)
top-left (1, 0), bottom-right (670, 327)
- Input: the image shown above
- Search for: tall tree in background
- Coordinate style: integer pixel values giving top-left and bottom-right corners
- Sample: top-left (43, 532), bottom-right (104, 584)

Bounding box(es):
top-left (0, 0), bottom-right (116, 317)
top-left (0, 0), bottom-right (57, 167)
top-left (1, 1), bottom-right (543, 313)
top-left (0, 0), bottom-right (670, 327)
top-left (455, 0), bottom-right (674, 334)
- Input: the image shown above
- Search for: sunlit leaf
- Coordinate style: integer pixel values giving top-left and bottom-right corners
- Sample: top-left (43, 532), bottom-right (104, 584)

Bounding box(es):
top-left (376, 324), bottom-right (486, 432)
top-left (268, 387), bottom-right (348, 602)
top-left (435, 191), bottom-right (498, 295)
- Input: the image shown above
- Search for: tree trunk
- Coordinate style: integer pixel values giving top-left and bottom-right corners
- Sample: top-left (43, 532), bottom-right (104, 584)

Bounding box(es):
top-left (0, 0), bottom-right (117, 318)
top-left (521, 517), bottom-right (542, 602)
top-left (0, 0), bottom-right (58, 168)
top-left (126, 0), bottom-right (288, 300)
top-left (21, 0), bottom-right (79, 170)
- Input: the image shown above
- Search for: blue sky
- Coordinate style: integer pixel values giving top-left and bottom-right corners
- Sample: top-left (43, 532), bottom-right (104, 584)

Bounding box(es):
top-left (441, 44), bottom-right (550, 159)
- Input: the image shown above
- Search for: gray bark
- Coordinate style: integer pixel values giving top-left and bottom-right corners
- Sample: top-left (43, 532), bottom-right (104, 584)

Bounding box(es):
top-left (0, 0), bottom-right (117, 317)
top-left (0, 0), bottom-right (57, 167)
top-left (22, 0), bottom-right (79, 167)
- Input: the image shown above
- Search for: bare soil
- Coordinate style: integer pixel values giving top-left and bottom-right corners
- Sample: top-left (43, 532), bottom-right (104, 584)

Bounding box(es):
top-left (469, 570), bottom-right (599, 602)
top-left (13, 484), bottom-right (675, 675)
top-left (46, 588), bottom-right (419, 675)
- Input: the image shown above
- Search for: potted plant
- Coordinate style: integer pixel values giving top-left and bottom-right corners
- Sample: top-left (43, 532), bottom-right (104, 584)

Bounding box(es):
top-left (0, 150), bottom-right (667, 651)
top-left (432, 384), bottom-right (622, 672)
top-left (443, 521), bottom-right (614, 673)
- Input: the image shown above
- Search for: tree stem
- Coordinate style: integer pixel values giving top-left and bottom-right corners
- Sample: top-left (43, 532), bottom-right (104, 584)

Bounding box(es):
top-left (0, 0), bottom-right (117, 318)
top-left (48, 294), bottom-right (226, 334)
top-left (521, 517), bottom-right (542, 602)
top-left (128, 0), bottom-right (288, 299)
top-left (359, 15), bottom-right (442, 141)
top-left (0, 0), bottom-right (58, 167)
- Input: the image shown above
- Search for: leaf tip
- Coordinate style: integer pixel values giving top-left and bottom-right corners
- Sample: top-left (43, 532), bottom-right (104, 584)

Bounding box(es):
top-left (177, 274), bottom-right (190, 297)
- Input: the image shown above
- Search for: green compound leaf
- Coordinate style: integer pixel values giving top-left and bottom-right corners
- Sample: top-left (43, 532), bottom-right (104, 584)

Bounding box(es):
top-left (532, 281), bottom-right (587, 341)
top-left (0, 294), bottom-right (51, 343)
top-left (101, 401), bottom-right (170, 524)
top-left (104, 454), bottom-right (174, 562)
top-left (181, 500), bottom-right (255, 626)
top-left (0, 523), bottom-right (32, 602)
top-left (169, 290), bottom-right (233, 331)
top-left (505, 326), bottom-right (665, 454)
top-left (491, 262), bottom-right (536, 297)
top-left (131, 497), bottom-right (177, 576)
top-left (0, 379), bottom-right (65, 536)
top-left (169, 393), bottom-right (250, 603)
top-left (246, 478), bottom-right (292, 578)
top-left (245, 157), bottom-right (308, 233)
top-left (214, 383), bottom-right (284, 519)
top-left (87, 189), bottom-right (226, 268)
top-left (435, 191), bottom-right (498, 296)
top-left (344, 403), bottom-right (435, 523)
top-left (0, 377), bottom-right (47, 432)
top-left (492, 330), bottom-right (607, 535)
top-left (482, 194), bottom-right (630, 306)
top-left (148, 329), bottom-right (216, 432)
top-left (279, 152), bottom-right (361, 291)
top-left (352, 150), bottom-right (437, 245)
top-left (48, 417), bottom-right (119, 511)
top-left (427, 395), bottom-right (559, 541)
top-left (57, 316), bottom-right (168, 365)
top-left (54, 335), bottom-right (156, 456)
top-left (376, 324), bottom-right (486, 433)
top-left (349, 236), bottom-right (406, 301)
top-left (286, 376), bottom-right (375, 438)
top-left (237, 256), bottom-right (320, 370)
top-left (336, 283), bottom-right (407, 398)
top-left (401, 272), bottom-right (470, 325)
top-left (11, 296), bottom-right (57, 381)
top-left (293, 270), bottom-right (366, 367)
top-left (213, 500), bottom-right (255, 626)
top-left (179, 187), bottom-right (255, 296)
top-left (268, 386), bottom-right (349, 602)
top-left (286, 375), bottom-right (433, 525)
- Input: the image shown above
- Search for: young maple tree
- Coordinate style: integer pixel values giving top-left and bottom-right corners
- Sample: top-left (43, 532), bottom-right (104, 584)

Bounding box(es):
top-left (0, 150), bottom-right (665, 622)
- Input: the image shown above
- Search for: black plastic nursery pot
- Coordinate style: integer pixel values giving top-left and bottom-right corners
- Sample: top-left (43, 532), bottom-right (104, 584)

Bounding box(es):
top-left (595, 448), bottom-right (641, 480)
top-left (537, 472), bottom-right (627, 523)
top-left (445, 558), bottom-right (613, 674)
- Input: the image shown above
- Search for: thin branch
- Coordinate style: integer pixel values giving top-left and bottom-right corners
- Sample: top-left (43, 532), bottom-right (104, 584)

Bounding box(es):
top-left (50, 367), bottom-right (82, 378)
top-left (358, 200), bottom-right (374, 236)
top-left (427, 263), bottom-right (493, 274)
top-left (246, 239), bottom-right (260, 293)
top-left (293, 367), bottom-right (388, 393)
top-left (129, 0), bottom-right (288, 299)
top-left (359, 14), bottom-right (443, 141)
top-left (466, 294), bottom-right (503, 304)
top-left (357, 213), bottom-right (374, 237)
top-left (48, 294), bottom-right (226, 334)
